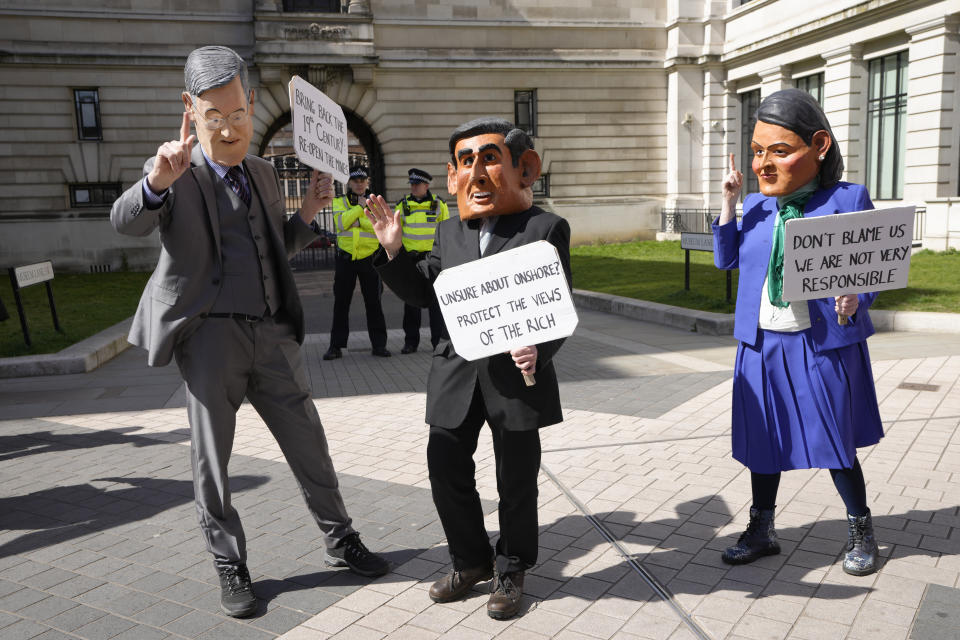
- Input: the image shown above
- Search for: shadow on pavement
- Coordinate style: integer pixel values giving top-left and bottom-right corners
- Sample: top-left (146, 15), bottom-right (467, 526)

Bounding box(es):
top-left (0, 475), bottom-right (268, 559)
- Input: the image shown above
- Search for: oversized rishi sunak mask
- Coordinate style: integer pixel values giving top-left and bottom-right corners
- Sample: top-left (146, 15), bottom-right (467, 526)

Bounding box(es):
top-left (447, 132), bottom-right (541, 221)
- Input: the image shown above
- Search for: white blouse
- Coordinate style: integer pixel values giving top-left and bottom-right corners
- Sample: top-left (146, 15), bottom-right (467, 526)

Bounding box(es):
top-left (758, 274), bottom-right (811, 332)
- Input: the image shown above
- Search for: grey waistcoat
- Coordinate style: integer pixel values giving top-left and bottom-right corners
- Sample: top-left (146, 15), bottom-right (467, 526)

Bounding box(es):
top-left (208, 170), bottom-right (281, 317)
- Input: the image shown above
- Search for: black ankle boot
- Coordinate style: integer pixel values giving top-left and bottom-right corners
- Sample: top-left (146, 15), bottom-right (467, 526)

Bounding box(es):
top-left (843, 510), bottom-right (878, 576)
top-left (722, 506), bottom-right (780, 565)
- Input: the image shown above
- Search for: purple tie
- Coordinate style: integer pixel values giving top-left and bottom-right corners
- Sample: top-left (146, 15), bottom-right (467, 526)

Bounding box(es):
top-left (224, 165), bottom-right (251, 206)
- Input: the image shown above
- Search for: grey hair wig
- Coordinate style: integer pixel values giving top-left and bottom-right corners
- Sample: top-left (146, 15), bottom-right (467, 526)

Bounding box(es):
top-left (184, 46), bottom-right (249, 99)
top-left (448, 117), bottom-right (533, 167)
top-left (755, 88), bottom-right (844, 188)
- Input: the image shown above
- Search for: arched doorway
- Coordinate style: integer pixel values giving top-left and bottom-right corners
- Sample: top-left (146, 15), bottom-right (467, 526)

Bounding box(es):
top-left (259, 108), bottom-right (384, 270)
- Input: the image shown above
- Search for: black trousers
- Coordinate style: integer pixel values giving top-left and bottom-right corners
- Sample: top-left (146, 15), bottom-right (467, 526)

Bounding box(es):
top-left (402, 301), bottom-right (445, 349)
top-left (329, 251), bottom-right (387, 349)
top-left (427, 384), bottom-right (541, 575)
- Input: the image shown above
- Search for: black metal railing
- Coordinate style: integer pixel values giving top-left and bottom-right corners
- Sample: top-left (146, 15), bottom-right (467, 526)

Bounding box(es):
top-left (913, 206), bottom-right (925, 246)
top-left (660, 208), bottom-right (720, 233)
top-left (270, 155), bottom-right (336, 270)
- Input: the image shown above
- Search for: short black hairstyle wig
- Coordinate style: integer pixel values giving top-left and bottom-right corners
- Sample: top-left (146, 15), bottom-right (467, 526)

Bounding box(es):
top-left (448, 117), bottom-right (534, 167)
top-left (755, 88), bottom-right (844, 188)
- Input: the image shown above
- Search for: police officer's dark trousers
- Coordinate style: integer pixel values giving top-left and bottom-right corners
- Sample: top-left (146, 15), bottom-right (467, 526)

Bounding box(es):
top-left (329, 250), bottom-right (388, 350)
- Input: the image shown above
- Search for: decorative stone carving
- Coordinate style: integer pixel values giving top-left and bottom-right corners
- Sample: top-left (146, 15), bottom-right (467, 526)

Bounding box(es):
top-left (282, 23), bottom-right (352, 41)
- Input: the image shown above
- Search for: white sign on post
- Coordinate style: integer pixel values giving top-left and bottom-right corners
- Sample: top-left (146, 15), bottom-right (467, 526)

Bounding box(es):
top-left (13, 261), bottom-right (54, 288)
top-left (432, 241), bottom-right (578, 362)
top-left (782, 206), bottom-right (915, 302)
top-left (288, 75), bottom-right (349, 184)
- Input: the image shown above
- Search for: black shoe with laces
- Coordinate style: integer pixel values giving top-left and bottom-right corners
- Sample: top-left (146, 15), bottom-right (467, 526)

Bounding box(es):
top-left (323, 347), bottom-right (342, 360)
top-left (216, 563), bottom-right (257, 618)
top-left (324, 533), bottom-right (390, 577)
top-left (721, 506), bottom-right (780, 565)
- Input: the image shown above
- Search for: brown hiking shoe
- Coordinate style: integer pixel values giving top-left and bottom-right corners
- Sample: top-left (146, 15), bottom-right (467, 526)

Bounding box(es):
top-left (428, 565), bottom-right (493, 603)
top-left (487, 570), bottom-right (524, 620)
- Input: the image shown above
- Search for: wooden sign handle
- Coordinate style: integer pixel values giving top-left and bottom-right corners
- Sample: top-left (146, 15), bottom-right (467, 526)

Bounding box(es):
top-left (523, 373), bottom-right (536, 387)
top-left (837, 314), bottom-right (848, 326)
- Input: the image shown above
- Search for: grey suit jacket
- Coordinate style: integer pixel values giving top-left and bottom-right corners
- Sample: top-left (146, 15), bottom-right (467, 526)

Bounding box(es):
top-left (374, 206), bottom-right (571, 431)
top-left (111, 145), bottom-right (317, 367)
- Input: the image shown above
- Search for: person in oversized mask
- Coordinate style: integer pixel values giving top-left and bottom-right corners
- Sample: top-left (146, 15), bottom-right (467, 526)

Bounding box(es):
top-left (365, 117), bottom-right (571, 620)
top-left (714, 88), bottom-right (883, 577)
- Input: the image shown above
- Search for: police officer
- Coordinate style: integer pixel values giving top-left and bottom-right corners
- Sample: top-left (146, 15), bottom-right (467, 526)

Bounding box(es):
top-left (323, 166), bottom-right (390, 359)
top-left (396, 168), bottom-right (449, 354)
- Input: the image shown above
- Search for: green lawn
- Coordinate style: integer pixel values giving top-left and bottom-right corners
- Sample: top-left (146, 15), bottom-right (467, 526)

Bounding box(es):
top-left (571, 241), bottom-right (960, 314)
top-left (0, 272), bottom-right (150, 358)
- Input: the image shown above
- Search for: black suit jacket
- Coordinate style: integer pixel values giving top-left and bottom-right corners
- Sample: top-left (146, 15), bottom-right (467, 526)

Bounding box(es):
top-left (374, 206), bottom-right (571, 431)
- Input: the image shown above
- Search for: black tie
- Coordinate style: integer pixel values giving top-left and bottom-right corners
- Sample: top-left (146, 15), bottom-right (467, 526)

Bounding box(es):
top-left (224, 165), bottom-right (251, 206)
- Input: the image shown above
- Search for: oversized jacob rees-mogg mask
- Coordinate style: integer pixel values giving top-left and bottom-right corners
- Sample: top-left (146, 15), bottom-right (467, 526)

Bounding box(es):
top-left (446, 131), bottom-right (542, 221)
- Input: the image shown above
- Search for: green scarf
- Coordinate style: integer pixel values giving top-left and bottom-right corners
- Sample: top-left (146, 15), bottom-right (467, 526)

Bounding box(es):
top-left (766, 177), bottom-right (820, 308)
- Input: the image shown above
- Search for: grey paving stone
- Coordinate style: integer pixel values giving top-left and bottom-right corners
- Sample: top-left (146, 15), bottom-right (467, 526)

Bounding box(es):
top-left (131, 601), bottom-right (192, 628)
top-left (161, 609), bottom-right (224, 636)
top-left (32, 629), bottom-right (78, 640)
top-left (16, 595), bottom-right (79, 622)
top-left (72, 613), bottom-right (137, 640)
top-left (102, 589), bottom-right (162, 617)
top-left (155, 577), bottom-right (216, 606)
top-left (0, 586), bottom-right (50, 612)
top-left (45, 604), bottom-right (107, 632)
top-left (109, 624), bottom-right (172, 640)
top-left (247, 606), bottom-right (310, 634)
top-left (1, 618), bottom-right (52, 640)
top-left (19, 568), bottom-right (76, 592)
top-left (126, 571), bottom-right (184, 594)
top-left (0, 610), bottom-right (19, 629)
top-left (195, 620), bottom-right (274, 640)
top-left (911, 583), bottom-right (960, 640)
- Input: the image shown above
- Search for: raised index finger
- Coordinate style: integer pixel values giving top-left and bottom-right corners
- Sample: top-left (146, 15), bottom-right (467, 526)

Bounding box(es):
top-left (180, 110), bottom-right (192, 143)
top-left (728, 152), bottom-right (737, 173)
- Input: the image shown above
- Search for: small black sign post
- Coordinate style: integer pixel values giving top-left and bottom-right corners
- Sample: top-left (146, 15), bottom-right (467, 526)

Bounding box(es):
top-left (8, 261), bottom-right (62, 347)
top-left (680, 232), bottom-right (731, 303)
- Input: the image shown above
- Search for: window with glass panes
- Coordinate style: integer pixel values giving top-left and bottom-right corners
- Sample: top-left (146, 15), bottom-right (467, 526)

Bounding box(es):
top-left (74, 89), bottom-right (102, 141)
top-left (514, 90), bottom-right (537, 137)
top-left (795, 73), bottom-right (824, 106)
top-left (70, 183), bottom-right (121, 207)
top-left (740, 89), bottom-right (760, 197)
top-left (866, 52), bottom-right (908, 200)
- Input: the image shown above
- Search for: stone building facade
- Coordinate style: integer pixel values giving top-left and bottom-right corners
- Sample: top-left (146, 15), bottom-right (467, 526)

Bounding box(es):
top-left (1, 0), bottom-right (958, 271)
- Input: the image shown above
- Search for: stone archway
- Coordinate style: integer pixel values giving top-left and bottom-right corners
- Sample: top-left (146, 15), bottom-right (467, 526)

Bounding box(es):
top-left (253, 66), bottom-right (384, 194)
top-left (256, 106), bottom-right (385, 196)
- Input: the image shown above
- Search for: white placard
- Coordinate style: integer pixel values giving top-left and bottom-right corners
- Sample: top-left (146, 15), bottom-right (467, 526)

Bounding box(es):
top-left (433, 241), bottom-right (578, 362)
top-left (288, 75), bottom-right (349, 183)
top-left (782, 206), bottom-right (915, 302)
top-left (13, 261), bottom-right (54, 288)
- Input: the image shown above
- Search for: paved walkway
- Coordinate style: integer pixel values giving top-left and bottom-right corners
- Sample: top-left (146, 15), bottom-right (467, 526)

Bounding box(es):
top-left (1, 272), bottom-right (959, 640)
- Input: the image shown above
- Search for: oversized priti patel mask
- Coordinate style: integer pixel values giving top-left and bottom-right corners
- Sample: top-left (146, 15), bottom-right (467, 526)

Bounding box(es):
top-left (446, 118), bottom-right (541, 221)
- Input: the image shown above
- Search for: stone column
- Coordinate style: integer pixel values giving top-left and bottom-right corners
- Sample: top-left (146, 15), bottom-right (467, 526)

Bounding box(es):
top-left (759, 65), bottom-right (792, 97)
top-left (821, 44), bottom-right (867, 185)
top-left (702, 62), bottom-right (729, 208)
top-left (347, 0), bottom-right (370, 15)
top-left (904, 16), bottom-right (960, 206)
top-left (665, 63), bottom-right (706, 209)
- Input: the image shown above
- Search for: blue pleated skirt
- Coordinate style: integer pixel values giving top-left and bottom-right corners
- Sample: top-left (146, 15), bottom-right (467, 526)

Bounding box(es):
top-left (732, 329), bottom-right (884, 473)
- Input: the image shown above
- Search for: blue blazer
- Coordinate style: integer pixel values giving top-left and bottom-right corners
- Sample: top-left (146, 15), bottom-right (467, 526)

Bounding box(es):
top-left (713, 182), bottom-right (878, 351)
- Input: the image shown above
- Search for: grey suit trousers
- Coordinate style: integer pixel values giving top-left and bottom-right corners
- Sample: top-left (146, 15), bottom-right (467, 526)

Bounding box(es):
top-left (174, 314), bottom-right (354, 565)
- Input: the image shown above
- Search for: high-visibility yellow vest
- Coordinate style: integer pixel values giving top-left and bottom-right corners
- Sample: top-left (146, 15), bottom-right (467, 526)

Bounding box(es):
top-left (395, 193), bottom-right (450, 253)
top-left (332, 195), bottom-right (380, 260)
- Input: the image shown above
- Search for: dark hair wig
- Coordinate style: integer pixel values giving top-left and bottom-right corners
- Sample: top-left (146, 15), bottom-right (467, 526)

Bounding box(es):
top-left (447, 117), bottom-right (533, 167)
top-left (756, 88), bottom-right (844, 188)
